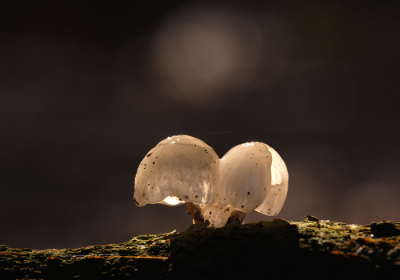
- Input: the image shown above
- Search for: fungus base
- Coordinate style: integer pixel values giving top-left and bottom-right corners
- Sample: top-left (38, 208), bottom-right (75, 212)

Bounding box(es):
top-left (186, 202), bottom-right (246, 227)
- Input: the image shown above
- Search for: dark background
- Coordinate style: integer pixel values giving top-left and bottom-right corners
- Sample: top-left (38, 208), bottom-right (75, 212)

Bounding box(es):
top-left (1, 1), bottom-right (400, 249)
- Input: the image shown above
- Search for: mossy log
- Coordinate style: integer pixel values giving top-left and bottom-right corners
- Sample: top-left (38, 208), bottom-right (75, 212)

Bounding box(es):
top-left (2, 217), bottom-right (400, 279)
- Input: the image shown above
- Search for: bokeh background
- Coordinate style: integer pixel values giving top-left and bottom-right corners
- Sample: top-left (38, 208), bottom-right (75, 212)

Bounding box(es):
top-left (1, 1), bottom-right (400, 249)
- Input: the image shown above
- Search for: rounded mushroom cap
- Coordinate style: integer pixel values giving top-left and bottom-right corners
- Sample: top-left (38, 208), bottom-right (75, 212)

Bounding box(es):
top-left (133, 135), bottom-right (219, 207)
top-left (217, 142), bottom-right (272, 213)
top-left (255, 145), bottom-right (288, 216)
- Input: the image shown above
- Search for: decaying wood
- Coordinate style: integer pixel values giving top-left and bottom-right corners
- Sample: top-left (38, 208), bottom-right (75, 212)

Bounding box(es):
top-left (1, 216), bottom-right (400, 279)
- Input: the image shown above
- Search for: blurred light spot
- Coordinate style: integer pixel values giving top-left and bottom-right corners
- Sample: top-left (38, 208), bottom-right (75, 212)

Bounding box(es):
top-left (152, 6), bottom-right (265, 102)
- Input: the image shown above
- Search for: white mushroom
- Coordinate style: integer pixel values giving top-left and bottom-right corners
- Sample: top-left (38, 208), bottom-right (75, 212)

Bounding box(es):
top-left (255, 145), bottom-right (289, 216)
top-left (218, 142), bottom-right (272, 213)
top-left (133, 135), bottom-right (219, 207)
top-left (188, 142), bottom-right (288, 227)
top-left (133, 136), bottom-right (289, 228)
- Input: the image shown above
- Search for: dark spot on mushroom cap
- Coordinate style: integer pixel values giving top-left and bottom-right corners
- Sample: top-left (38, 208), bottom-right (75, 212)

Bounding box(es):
top-left (241, 205), bottom-right (244, 208)
top-left (153, 162), bottom-right (155, 164)
top-left (184, 195), bottom-right (188, 199)
top-left (210, 211), bottom-right (212, 215)
top-left (248, 192), bottom-right (250, 195)
top-left (147, 153), bottom-right (152, 157)
top-left (195, 195), bottom-right (198, 198)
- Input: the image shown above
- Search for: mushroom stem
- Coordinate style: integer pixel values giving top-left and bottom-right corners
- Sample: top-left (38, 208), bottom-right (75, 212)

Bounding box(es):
top-left (186, 202), bottom-right (204, 224)
top-left (187, 202), bottom-right (246, 226)
top-left (225, 210), bottom-right (246, 226)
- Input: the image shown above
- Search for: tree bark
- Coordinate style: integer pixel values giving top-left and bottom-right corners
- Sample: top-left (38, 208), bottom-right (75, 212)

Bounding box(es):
top-left (1, 217), bottom-right (400, 279)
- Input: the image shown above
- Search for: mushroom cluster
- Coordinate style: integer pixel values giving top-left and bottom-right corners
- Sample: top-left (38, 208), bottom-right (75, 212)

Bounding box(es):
top-left (133, 135), bottom-right (288, 228)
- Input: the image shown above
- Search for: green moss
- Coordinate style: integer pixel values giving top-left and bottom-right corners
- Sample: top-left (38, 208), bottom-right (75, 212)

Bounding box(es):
top-left (2, 218), bottom-right (400, 279)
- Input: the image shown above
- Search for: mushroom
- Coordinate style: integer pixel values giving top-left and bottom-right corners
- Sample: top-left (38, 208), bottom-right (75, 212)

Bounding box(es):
top-left (254, 145), bottom-right (289, 216)
top-left (187, 142), bottom-right (288, 227)
top-left (133, 135), bottom-right (219, 207)
top-left (133, 136), bottom-right (288, 228)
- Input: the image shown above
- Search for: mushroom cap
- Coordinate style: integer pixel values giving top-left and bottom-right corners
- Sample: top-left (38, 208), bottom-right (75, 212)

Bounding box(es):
top-left (217, 142), bottom-right (272, 213)
top-left (255, 145), bottom-right (288, 216)
top-left (133, 135), bottom-right (219, 207)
